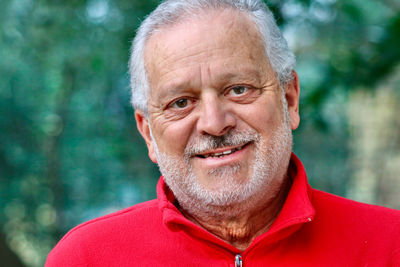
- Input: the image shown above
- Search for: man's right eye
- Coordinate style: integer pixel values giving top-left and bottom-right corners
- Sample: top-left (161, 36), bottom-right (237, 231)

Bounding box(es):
top-left (170, 98), bottom-right (191, 109)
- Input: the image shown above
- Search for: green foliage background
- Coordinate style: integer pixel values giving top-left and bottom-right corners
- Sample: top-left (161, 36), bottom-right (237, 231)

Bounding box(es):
top-left (0, 0), bottom-right (399, 265)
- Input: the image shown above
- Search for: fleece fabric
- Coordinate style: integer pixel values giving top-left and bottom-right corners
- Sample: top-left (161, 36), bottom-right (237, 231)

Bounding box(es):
top-left (46, 154), bottom-right (400, 266)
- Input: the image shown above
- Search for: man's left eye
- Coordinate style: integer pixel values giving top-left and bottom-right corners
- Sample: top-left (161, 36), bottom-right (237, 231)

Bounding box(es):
top-left (228, 86), bottom-right (248, 96)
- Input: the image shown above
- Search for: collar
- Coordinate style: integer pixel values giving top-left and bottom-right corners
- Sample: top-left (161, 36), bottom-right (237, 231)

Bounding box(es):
top-left (253, 153), bottom-right (315, 245)
top-left (156, 153), bottom-right (316, 249)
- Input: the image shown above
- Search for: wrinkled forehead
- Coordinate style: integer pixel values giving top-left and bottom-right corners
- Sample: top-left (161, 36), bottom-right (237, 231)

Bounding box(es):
top-left (143, 9), bottom-right (269, 91)
top-left (145, 8), bottom-right (265, 59)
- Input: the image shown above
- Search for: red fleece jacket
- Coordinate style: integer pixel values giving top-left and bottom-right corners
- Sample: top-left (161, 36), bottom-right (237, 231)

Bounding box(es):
top-left (46, 154), bottom-right (400, 266)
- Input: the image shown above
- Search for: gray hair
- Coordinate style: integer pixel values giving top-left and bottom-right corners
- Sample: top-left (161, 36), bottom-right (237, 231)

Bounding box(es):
top-left (129, 0), bottom-right (295, 114)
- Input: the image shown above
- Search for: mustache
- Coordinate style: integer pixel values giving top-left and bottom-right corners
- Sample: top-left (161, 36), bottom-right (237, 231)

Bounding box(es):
top-left (184, 129), bottom-right (260, 157)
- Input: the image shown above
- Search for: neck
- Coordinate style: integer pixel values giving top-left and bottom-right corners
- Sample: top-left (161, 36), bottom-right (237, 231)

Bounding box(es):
top-left (178, 175), bottom-right (291, 251)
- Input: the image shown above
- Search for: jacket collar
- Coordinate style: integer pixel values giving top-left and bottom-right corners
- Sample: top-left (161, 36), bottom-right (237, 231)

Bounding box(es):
top-left (252, 153), bottom-right (315, 246)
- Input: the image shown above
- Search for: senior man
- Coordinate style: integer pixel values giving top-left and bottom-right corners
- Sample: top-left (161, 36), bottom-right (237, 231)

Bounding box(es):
top-left (46, 0), bottom-right (400, 266)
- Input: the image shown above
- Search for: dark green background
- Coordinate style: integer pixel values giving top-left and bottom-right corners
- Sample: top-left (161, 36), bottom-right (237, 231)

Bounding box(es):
top-left (1, 0), bottom-right (399, 265)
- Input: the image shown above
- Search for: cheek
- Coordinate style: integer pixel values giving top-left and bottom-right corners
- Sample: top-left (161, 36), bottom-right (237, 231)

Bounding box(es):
top-left (236, 99), bottom-right (283, 133)
top-left (153, 119), bottom-right (194, 154)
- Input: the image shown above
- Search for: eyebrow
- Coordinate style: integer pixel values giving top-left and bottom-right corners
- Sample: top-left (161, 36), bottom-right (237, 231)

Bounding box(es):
top-left (218, 68), bottom-right (264, 83)
top-left (156, 67), bottom-right (266, 99)
top-left (157, 81), bottom-right (194, 100)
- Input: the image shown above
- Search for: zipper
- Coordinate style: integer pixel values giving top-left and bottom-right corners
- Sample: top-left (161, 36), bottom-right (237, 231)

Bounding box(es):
top-left (235, 254), bottom-right (242, 267)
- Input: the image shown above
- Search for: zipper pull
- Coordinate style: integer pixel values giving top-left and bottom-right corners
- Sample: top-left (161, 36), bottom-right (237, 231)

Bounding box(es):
top-left (235, 254), bottom-right (242, 267)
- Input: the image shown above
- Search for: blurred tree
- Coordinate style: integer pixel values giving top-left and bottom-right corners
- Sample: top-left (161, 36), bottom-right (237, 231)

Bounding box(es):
top-left (0, 0), bottom-right (399, 266)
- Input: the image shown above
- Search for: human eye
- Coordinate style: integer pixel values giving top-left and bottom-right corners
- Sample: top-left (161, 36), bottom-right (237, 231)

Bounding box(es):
top-left (167, 97), bottom-right (195, 110)
top-left (172, 98), bottom-right (189, 108)
top-left (224, 84), bottom-right (261, 104)
top-left (162, 97), bottom-right (195, 119)
top-left (227, 85), bottom-right (249, 96)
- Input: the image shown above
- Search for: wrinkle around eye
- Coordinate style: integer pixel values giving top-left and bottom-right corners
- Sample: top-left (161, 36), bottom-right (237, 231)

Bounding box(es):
top-left (224, 85), bottom-right (262, 104)
top-left (163, 98), bottom-right (197, 120)
top-left (227, 85), bottom-right (248, 96)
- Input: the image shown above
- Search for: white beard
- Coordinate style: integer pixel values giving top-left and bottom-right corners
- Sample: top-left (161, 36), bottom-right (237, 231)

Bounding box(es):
top-left (151, 104), bottom-right (293, 216)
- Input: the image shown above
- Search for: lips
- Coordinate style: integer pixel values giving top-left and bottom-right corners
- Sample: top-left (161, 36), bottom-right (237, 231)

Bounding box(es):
top-left (195, 143), bottom-right (249, 159)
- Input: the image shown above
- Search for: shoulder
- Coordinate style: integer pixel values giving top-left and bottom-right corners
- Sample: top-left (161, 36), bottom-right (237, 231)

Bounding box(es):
top-left (62, 199), bottom-right (159, 240)
top-left (312, 189), bottom-right (400, 226)
top-left (309, 189), bottom-right (400, 263)
top-left (46, 199), bottom-right (160, 266)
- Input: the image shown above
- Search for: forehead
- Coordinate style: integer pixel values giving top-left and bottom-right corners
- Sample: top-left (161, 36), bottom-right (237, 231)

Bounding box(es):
top-left (144, 9), bottom-right (270, 93)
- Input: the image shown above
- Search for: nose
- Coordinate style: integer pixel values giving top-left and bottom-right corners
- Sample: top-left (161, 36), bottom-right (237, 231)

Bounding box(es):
top-left (196, 94), bottom-right (236, 136)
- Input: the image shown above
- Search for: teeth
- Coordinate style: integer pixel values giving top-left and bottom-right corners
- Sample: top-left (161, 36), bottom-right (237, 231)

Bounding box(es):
top-left (202, 145), bottom-right (244, 158)
top-left (223, 150), bottom-right (232, 155)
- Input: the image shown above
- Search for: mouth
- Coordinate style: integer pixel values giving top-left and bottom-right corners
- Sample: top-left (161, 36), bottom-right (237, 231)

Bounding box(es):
top-left (195, 142), bottom-right (250, 159)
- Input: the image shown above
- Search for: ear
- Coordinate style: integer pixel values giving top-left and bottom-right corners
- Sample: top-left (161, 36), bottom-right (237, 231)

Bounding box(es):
top-left (135, 110), bottom-right (158, 163)
top-left (285, 71), bottom-right (300, 130)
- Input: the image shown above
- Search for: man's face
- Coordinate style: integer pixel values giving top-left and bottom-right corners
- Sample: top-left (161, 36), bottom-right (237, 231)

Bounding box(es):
top-left (136, 10), bottom-right (300, 212)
